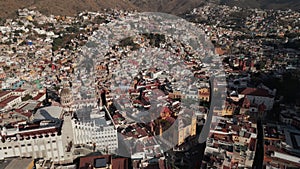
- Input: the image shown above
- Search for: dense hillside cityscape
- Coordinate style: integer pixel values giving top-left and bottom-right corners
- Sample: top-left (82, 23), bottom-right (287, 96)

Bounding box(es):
top-left (0, 1), bottom-right (299, 169)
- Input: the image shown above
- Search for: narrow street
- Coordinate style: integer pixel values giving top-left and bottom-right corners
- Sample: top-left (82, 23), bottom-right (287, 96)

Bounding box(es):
top-left (252, 118), bottom-right (264, 169)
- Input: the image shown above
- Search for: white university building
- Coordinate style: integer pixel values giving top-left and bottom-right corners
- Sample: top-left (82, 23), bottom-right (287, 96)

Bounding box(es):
top-left (0, 85), bottom-right (118, 164)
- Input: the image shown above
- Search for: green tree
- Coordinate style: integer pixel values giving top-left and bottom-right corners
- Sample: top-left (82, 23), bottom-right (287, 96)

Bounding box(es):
top-left (22, 94), bottom-right (32, 101)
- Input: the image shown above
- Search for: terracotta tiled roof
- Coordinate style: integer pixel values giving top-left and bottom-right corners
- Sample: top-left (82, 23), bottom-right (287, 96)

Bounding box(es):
top-left (112, 158), bottom-right (128, 169)
top-left (14, 88), bottom-right (26, 92)
top-left (33, 93), bottom-right (45, 100)
top-left (79, 155), bottom-right (129, 169)
top-left (79, 155), bottom-right (111, 169)
top-left (0, 96), bottom-right (20, 107)
top-left (215, 47), bottom-right (227, 55)
top-left (240, 88), bottom-right (273, 97)
top-left (0, 91), bottom-right (10, 98)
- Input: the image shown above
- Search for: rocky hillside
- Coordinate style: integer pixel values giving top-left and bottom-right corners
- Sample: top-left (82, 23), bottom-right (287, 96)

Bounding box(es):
top-left (220, 0), bottom-right (300, 10)
top-left (0, 0), bottom-right (137, 18)
top-left (0, 0), bottom-right (299, 19)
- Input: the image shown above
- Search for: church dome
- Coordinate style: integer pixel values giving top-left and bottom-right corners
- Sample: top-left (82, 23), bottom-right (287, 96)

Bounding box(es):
top-left (60, 87), bottom-right (71, 97)
top-left (60, 86), bottom-right (73, 107)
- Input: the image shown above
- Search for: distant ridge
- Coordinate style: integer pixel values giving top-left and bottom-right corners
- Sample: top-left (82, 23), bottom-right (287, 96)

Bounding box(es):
top-left (0, 0), bottom-right (300, 19)
top-left (220, 0), bottom-right (300, 10)
top-left (0, 0), bottom-right (137, 19)
top-left (128, 0), bottom-right (206, 14)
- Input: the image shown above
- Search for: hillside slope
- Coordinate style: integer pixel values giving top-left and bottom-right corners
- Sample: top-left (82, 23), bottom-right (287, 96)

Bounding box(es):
top-left (0, 0), bottom-right (300, 19)
top-left (220, 0), bottom-right (300, 10)
top-left (0, 0), bottom-right (137, 18)
top-left (128, 0), bottom-right (206, 14)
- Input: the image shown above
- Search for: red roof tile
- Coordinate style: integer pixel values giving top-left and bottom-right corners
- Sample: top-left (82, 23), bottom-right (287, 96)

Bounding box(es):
top-left (33, 93), bottom-right (45, 100)
top-left (0, 91), bottom-right (10, 98)
top-left (240, 88), bottom-right (273, 97)
top-left (0, 96), bottom-right (20, 107)
top-left (79, 155), bottom-right (109, 168)
top-left (14, 88), bottom-right (26, 92)
top-left (112, 158), bottom-right (128, 169)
